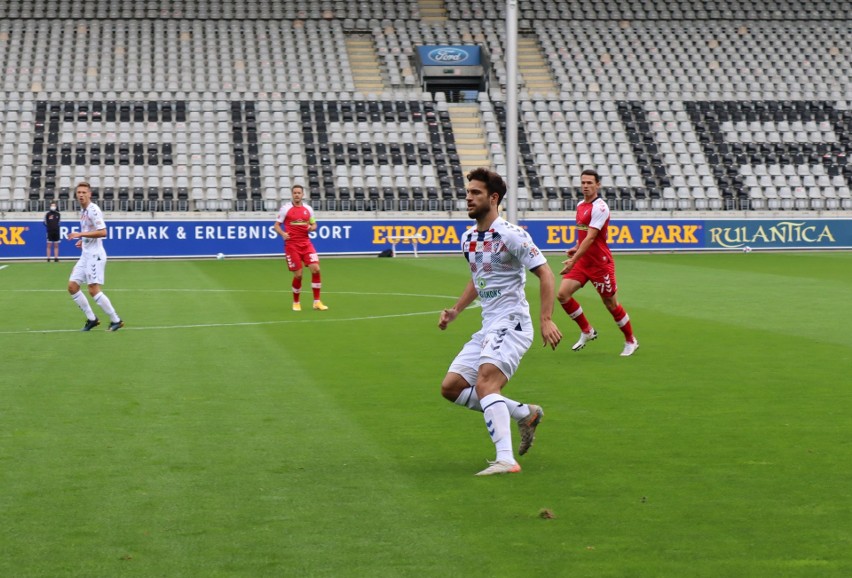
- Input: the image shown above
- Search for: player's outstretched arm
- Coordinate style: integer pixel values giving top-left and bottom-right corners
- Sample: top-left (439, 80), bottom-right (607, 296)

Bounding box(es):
top-left (438, 280), bottom-right (477, 330)
top-left (531, 264), bottom-right (563, 350)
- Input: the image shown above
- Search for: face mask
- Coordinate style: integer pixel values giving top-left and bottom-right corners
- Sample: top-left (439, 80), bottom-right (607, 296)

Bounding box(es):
top-left (50, 205), bottom-right (57, 211)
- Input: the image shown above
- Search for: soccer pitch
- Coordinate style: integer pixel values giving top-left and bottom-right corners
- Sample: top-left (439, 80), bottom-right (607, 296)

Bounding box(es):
top-left (1, 252), bottom-right (851, 577)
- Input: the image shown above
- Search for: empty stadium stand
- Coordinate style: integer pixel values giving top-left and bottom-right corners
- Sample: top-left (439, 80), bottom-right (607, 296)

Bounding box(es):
top-left (0, 0), bottom-right (850, 213)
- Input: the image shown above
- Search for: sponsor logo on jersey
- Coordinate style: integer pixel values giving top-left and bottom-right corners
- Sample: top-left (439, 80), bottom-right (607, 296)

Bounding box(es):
top-left (475, 275), bottom-right (503, 299)
top-left (478, 289), bottom-right (502, 299)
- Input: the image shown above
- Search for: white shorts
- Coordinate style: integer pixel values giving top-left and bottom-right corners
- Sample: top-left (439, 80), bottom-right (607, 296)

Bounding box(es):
top-left (448, 317), bottom-right (534, 385)
top-left (70, 251), bottom-right (107, 286)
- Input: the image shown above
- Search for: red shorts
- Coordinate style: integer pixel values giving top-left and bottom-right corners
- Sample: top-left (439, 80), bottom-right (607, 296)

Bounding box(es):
top-left (284, 244), bottom-right (319, 271)
top-left (564, 259), bottom-right (618, 297)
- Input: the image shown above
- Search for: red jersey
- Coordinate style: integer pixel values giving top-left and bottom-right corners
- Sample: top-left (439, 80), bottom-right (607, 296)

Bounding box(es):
top-left (575, 196), bottom-right (613, 265)
top-left (275, 202), bottom-right (316, 249)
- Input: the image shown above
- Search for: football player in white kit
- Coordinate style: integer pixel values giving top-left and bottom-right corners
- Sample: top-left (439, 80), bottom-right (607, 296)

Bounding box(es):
top-left (438, 168), bottom-right (562, 476)
top-left (66, 181), bottom-right (124, 331)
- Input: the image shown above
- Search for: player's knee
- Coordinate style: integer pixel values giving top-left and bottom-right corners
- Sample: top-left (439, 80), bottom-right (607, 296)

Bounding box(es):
top-left (67, 282), bottom-right (78, 294)
top-left (440, 377), bottom-right (463, 402)
top-left (557, 287), bottom-right (572, 303)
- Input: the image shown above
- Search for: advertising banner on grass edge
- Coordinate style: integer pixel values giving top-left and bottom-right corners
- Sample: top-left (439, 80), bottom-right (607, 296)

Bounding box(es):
top-left (1, 218), bottom-right (850, 259)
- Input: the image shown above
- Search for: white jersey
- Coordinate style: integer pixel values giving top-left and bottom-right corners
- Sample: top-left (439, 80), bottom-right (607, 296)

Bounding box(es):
top-left (79, 202), bottom-right (107, 255)
top-left (461, 217), bottom-right (547, 329)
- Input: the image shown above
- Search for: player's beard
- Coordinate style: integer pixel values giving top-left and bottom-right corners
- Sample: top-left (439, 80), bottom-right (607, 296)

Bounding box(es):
top-left (467, 202), bottom-right (489, 220)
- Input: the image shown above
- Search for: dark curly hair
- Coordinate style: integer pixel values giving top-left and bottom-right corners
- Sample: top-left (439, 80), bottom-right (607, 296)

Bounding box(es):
top-left (466, 167), bottom-right (508, 205)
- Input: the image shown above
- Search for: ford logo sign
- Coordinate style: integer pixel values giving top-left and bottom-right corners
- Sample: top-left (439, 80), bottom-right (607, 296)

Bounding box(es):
top-left (427, 48), bottom-right (470, 63)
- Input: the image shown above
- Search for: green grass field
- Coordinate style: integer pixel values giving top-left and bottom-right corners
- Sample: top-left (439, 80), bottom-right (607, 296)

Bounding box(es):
top-left (1, 251), bottom-right (851, 578)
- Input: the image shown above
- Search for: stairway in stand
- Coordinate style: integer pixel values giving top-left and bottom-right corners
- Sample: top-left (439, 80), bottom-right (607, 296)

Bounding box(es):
top-left (448, 102), bottom-right (489, 177)
top-left (518, 35), bottom-right (558, 96)
top-left (418, 0), bottom-right (447, 22)
top-left (345, 35), bottom-right (385, 94)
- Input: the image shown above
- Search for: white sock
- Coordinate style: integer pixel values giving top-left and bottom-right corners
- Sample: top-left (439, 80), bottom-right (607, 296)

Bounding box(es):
top-left (71, 291), bottom-right (96, 320)
top-left (481, 393), bottom-right (515, 464)
top-left (455, 387), bottom-right (531, 422)
top-left (507, 400), bottom-right (531, 422)
top-left (93, 292), bottom-right (120, 323)
top-left (454, 386), bottom-right (482, 411)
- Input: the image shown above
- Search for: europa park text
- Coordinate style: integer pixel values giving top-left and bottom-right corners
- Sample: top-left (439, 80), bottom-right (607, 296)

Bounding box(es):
top-left (546, 224), bottom-right (700, 245)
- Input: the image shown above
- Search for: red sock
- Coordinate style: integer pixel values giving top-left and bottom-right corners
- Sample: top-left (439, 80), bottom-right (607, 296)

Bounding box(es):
top-left (311, 272), bottom-right (321, 300)
top-left (611, 304), bottom-right (635, 342)
top-left (561, 298), bottom-right (592, 333)
top-left (292, 277), bottom-right (302, 303)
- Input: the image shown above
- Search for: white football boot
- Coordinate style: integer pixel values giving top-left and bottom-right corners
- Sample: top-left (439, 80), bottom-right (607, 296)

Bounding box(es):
top-left (572, 329), bottom-right (598, 351)
top-left (620, 339), bottom-right (639, 357)
top-left (475, 460), bottom-right (521, 476)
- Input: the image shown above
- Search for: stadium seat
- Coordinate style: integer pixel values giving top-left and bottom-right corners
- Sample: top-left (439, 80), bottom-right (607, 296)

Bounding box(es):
top-left (0, 5), bottom-right (850, 216)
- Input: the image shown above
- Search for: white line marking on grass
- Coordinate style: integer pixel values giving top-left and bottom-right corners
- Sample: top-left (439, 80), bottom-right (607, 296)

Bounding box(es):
top-left (0, 309), bottom-right (451, 335)
top-left (0, 289), bottom-right (459, 299)
top-left (129, 309), bottom-right (451, 330)
top-left (0, 290), bottom-right (481, 335)
top-left (0, 265), bottom-right (8, 270)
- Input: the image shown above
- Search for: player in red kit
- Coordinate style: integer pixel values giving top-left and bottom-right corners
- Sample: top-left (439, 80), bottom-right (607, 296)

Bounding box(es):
top-left (557, 169), bottom-right (638, 356)
top-left (274, 184), bottom-right (328, 311)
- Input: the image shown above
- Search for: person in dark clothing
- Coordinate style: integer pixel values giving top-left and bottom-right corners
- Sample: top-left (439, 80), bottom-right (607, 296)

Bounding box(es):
top-left (44, 202), bottom-right (61, 262)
